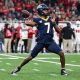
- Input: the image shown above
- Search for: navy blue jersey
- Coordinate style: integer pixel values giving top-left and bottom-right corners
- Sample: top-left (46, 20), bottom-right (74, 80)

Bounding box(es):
top-left (30, 16), bottom-right (62, 58)
top-left (33, 16), bottom-right (55, 44)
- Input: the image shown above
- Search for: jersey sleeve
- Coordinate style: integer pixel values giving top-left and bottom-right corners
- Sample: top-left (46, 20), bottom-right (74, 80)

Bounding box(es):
top-left (33, 18), bottom-right (39, 23)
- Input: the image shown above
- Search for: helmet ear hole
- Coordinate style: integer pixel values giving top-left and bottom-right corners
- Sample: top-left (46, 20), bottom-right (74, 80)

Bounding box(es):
top-left (37, 4), bottom-right (49, 16)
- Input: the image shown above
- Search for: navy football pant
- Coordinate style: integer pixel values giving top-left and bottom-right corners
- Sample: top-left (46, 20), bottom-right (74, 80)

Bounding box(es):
top-left (31, 41), bottom-right (62, 58)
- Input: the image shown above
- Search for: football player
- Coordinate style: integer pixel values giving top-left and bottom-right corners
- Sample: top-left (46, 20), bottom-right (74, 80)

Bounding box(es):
top-left (11, 4), bottom-right (68, 75)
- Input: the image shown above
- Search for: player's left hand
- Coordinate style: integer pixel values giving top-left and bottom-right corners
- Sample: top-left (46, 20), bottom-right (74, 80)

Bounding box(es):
top-left (50, 18), bottom-right (55, 23)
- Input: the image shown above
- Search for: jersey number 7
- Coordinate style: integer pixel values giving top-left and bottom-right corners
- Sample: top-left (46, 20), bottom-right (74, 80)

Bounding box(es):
top-left (45, 22), bottom-right (50, 33)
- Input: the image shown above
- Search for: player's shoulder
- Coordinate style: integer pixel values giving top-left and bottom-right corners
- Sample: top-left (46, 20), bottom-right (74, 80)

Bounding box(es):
top-left (33, 17), bottom-right (40, 21)
top-left (33, 15), bottom-right (41, 20)
top-left (33, 16), bottom-right (42, 23)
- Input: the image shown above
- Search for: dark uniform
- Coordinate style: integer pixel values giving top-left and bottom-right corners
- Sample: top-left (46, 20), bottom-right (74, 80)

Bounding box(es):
top-left (31, 17), bottom-right (61, 58)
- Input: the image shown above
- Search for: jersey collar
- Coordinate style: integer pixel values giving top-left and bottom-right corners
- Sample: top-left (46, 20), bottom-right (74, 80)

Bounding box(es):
top-left (40, 16), bottom-right (49, 21)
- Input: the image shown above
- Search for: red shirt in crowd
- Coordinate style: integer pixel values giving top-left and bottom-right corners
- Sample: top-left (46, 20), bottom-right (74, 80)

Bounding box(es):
top-left (2, 8), bottom-right (9, 14)
top-left (25, 2), bottom-right (33, 10)
top-left (15, 6), bottom-right (22, 12)
top-left (28, 27), bottom-right (34, 39)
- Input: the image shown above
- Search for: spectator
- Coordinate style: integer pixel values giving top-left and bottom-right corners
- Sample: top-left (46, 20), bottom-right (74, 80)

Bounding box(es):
top-left (61, 23), bottom-right (75, 53)
top-left (74, 20), bottom-right (80, 53)
top-left (0, 29), bottom-right (4, 52)
top-left (3, 23), bottom-right (12, 53)
top-left (20, 23), bottom-right (28, 53)
top-left (14, 23), bottom-right (21, 53)
top-left (27, 26), bottom-right (34, 53)
top-left (11, 25), bottom-right (16, 53)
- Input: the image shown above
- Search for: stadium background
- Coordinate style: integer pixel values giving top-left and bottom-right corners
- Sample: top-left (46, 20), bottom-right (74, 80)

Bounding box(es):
top-left (0, 0), bottom-right (80, 80)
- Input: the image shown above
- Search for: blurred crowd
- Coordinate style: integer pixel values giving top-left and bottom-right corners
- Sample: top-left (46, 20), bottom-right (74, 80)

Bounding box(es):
top-left (0, 0), bottom-right (80, 22)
